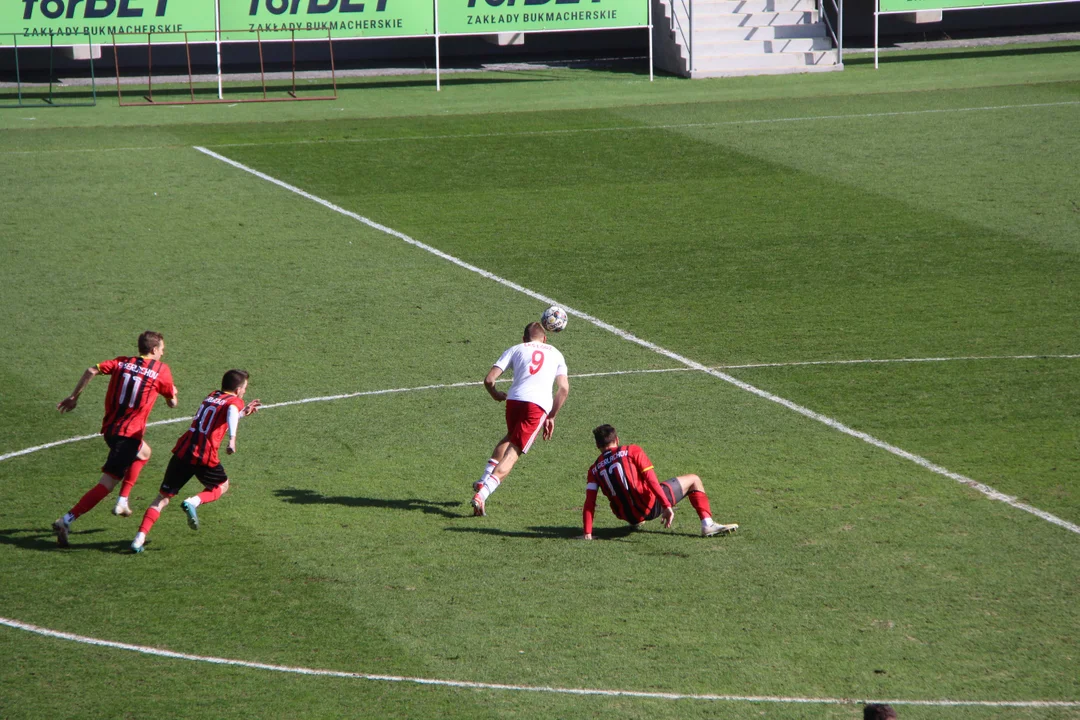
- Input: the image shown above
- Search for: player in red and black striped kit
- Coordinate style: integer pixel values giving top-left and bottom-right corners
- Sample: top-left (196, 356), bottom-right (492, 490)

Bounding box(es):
top-left (131, 369), bottom-right (261, 553)
top-left (580, 424), bottom-right (738, 540)
top-left (52, 331), bottom-right (178, 547)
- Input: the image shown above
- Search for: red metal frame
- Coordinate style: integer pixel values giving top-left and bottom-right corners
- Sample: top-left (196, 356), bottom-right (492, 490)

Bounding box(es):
top-left (114, 29), bottom-right (338, 106)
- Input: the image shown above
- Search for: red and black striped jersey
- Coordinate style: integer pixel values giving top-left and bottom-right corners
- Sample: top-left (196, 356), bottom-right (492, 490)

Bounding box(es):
top-left (172, 390), bottom-right (245, 467)
top-left (586, 444), bottom-right (669, 524)
top-left (97, 356), bottom-right (176, 440)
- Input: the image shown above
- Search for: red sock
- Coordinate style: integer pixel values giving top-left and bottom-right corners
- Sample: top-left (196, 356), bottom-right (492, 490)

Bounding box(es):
top-left (119, 458), bottom-right (148, 500)
top-left (138, 507), bottom-right (160, 536)
top-left (196, 485), bottom-right (225, 505)
top-left (687, 490), bottom-right (712, 521)
top-left (70, 482), bottom-right (112, 519)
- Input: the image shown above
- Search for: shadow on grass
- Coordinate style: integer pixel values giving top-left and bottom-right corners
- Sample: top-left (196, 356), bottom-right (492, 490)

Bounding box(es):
top-left (274, 487), bottom-right (467, 518)
top-left (0, 527), bottom-right (131, 554)
top-left (444, 524), bottom-right (647, 540)
top-left (846, 43), bottom-right (1080, 66)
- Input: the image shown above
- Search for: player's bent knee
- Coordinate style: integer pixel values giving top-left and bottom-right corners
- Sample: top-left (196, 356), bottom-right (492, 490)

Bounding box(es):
top-left (138, 442), bottom-right (152, 461)
top-left (220, 480), bottom-right (230, 494)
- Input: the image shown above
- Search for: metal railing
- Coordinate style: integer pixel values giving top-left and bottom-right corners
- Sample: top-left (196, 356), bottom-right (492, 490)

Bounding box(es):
top-left (817, 0), bottom-right (843, 64)
top-left (1, 32), bottom-right (97, 108)
top-left (661, 0), bottom-right (694, 76)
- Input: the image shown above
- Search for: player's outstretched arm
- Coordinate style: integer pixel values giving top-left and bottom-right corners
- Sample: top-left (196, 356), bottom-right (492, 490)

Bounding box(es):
top-left (57, 366), bottom-right (99, 413)
top-left (484, 366), bottom-right (507, 402)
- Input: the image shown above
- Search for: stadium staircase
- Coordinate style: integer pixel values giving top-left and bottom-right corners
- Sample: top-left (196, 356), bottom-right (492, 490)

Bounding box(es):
top-left (652, 0), bottom-right (842, 78)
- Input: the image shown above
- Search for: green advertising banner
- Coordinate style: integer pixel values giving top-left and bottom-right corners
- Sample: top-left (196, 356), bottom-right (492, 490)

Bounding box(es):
top-left (221, 0), bottom-right (433, 40)
top-left (4, 0), bottom-right (216, 46)
top-left (436, 0), bottom-right (646, 35)
top-left (879, 0), bottom-right (1062, 10)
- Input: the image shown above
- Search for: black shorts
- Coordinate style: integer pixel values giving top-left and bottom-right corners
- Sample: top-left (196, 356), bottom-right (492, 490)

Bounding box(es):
top-left (160, 454), bottom-right (228, 497)
top-left (641, 479), bottom-right (685, 522)
top-left (101, 435), bottom-right (142, 479)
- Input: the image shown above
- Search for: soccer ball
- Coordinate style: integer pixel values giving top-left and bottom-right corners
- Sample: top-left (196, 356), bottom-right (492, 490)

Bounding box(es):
top-left (541, 306), bottom-right (568, 333)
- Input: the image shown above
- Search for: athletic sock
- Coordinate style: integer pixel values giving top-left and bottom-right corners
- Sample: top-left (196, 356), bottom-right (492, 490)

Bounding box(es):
top-left (478, 475), bottom-right (500, 502)
top-left (118, 457), bottom-right (148, 500)
top-left (138, 507), bottom-right (160, 536)
top-left (70, 482), bottom-right (112, 520)
top-left (476, 459), bottom-right (498, 488)
top-left (195, 485), bottom-right (224, 505)
top-left (687, 490), bottom-right (712, 522)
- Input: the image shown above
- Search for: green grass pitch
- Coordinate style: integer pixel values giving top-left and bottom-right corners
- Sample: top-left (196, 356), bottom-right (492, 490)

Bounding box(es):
top-left (1, 42), bottom-right (1079, 719)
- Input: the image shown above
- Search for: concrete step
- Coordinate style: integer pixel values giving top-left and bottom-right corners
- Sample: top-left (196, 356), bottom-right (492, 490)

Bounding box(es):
top-left (688, 11), bottom-right (818, 27)
top-left (690, 62), bottom-right (844, 78)
top-left (691, 23), bottom-right (828, 40)
top-left (690, 36), bottom-right (834, 54)
top-left (692, 48), bottom-right (838, 70)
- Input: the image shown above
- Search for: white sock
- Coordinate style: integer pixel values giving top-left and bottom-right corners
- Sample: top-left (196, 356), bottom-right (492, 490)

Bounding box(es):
top-left (478, 477), bottom-right (501, 501)
top-left (185, 496), bottom-right (202, 508)
top-left (132, 532), bottom-right (145, 546)
top-left (63, 512), bottom-right (75, 525)
top-left (701, 516), bottom-right (713, 529)
top-left (115, 497), bottom-right (129, 506)
top-left (477, 459), bottom-right (498, 487)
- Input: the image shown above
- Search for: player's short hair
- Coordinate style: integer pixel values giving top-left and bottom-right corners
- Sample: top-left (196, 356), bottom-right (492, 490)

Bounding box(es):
top-left (523, 322), bottom-right (546, 342)
top-left (593, 424), bottom-right (618, 448)
top-left (221, 369), bottom-right (249, 393)
top-left (863, 704), bottom-right (898, 720)
top-left (137, 331), bottom-right (164, 355)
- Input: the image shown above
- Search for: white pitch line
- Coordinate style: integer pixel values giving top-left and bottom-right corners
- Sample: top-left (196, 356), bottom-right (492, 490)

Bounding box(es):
top-left (4, 354), bottom-right (1077, 465)
top-left (1, 616), bottom-right (1075, 709)
top-left (4, 100), bottom-right (1077, 156)
top-left (192, 145), bottom-right (1080, 537)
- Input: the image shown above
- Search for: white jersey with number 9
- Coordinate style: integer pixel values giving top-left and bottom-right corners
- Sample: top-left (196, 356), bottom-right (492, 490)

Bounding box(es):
top-left (494, 342), bottom-right (568, 414)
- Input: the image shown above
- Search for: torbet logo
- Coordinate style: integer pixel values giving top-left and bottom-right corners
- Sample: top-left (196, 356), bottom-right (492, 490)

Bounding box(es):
top-left (21, 0), bottom-right (169, 19)
top-left (247, 0), bottom-right (383, 13)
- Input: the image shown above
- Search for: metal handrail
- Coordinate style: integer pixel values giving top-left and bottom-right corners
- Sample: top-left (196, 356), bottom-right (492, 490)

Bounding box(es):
top-left (817, 0), bottom-right (843, 64)
top-left (664, 0), bottom-right (694, 75)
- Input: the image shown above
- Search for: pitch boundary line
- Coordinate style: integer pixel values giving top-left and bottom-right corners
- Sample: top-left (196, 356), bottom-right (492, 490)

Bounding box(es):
top-left (191, 146), bottom-right (1080, 537)
top-left (5, 356), bottom-right (1077, 466)
top-left (1, 616), bottom-right (1075, 709)
top-left (4, 101), bottom-right (1077, 157)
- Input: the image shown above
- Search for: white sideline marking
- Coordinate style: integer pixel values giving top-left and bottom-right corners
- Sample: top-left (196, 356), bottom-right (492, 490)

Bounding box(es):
top-left (1, 617), bottom-right (1075, 708)
top-left (4, 101), bottom-right (1078, 156)
top-left (6, 355), bottom-right (1077, 465)
top-left (192, 145), bottom-right (1080, 537)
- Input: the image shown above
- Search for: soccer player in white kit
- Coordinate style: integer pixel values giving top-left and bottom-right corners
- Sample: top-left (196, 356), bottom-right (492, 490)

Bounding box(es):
top-left (472, 322), bottom-right (570, 516)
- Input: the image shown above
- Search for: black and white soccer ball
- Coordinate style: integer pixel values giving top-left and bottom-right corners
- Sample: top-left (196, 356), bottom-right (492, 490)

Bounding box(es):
top-left (541, 306), bottom-right (568, 333)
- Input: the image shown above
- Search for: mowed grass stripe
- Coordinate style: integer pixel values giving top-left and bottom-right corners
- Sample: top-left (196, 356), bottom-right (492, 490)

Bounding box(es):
top-left (4, 99), bottom-right (1078, 156)
top-left (194, 146), bottom-right (1080, 536)
top-left (4, 615), bottom-right (1080, 709)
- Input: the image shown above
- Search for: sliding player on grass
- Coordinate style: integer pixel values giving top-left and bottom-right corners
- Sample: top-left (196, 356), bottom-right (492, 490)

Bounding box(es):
top-left (131, 370), bottom-right (260, 553)
top-left (580, 424), bottom-right (738, 539)
top-left (472, 322), bottom-right (569, 516)
top-left (52, 331), bottom-right (178, 547)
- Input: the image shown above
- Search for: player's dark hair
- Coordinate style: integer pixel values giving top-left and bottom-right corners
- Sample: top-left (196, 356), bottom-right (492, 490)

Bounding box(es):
top-left (863, 704), bottom-right (898, 720)
top-left (137, 331), bottom-right (164, 355)
top-left (523, 322), bottom-right (546, 343)
top-left (593, 424), bottom-right (618, 448)
top-left (221, 369), bottom-right (249, 393)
